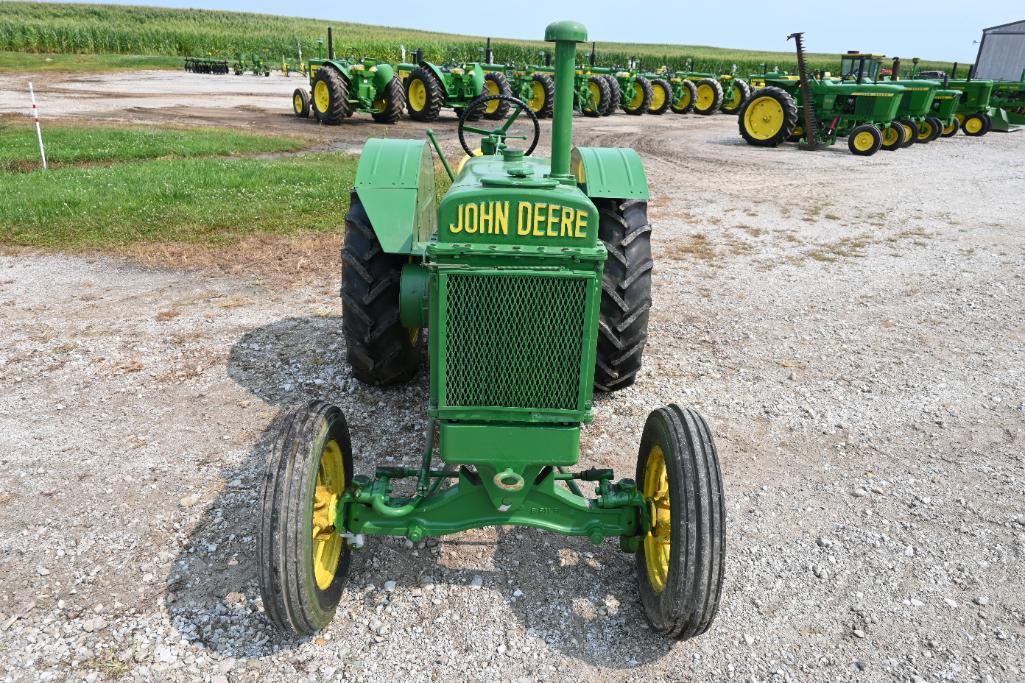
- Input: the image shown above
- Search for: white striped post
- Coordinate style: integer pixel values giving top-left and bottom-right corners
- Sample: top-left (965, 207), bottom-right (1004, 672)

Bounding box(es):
top-left (29, 82), bottom-right (47, 170)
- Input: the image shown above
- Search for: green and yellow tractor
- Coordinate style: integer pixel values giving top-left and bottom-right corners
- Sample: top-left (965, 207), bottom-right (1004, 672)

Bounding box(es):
top-left (258, 20), bottom-right (726, 641)
top-left (398, 49), bottom-right (511, 122)
top-left (676, 61), bottom-right (751, 115)
top-left (292, 29), bottom-right (404, 124)
top-left (739, 37), bottom-right (907, 156)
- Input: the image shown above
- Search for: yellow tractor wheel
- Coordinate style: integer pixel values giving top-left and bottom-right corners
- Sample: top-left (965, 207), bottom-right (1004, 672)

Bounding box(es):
top-left (737, 86), bottom-right (798, 147)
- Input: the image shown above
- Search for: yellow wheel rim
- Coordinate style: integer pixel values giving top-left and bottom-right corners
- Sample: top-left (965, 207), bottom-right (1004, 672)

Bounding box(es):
top-left (529, 81), bottom-right (546, 112)
top-left (643, 444), bottom-right (671, 593)
top-left (408, 78), bottom-right (427, 112)
top-left (586, 81), bottom-right (602, 112)
top-left (883, 126), bottom-right (900, 146)
top-left (673, 88), bottom-right (692, 110)
top-left (743, 95), bottom-right (784, 140)
top-left (313, 80), bottom-right (331, 113)
top-left (628, 84), bottom-right (644, 109)
top-left (650, 83), bottom-right (666, 110)
top-left (484, 80), bottom-right (500, 114)
top-left (293, 93), bottom-right (304, 114)
top-left (918, 121), bottom-right (932, 140)
top-left (793, 125), bottom-right (804, 138)
top-left (943, 121), bottom-right (957, 135)
top-left (900, 123), bottom-right (913, 139)
top-left (964, 116), bottom-right (983, 134)
top-left (696, 83), bottom-right (715, 111)
top-left (311, 438), bottom-right (344, 591)
top-left (852, 130), bottom-right (876, 152)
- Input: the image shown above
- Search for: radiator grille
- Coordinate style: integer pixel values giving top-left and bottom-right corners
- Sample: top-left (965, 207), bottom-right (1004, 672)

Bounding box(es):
top-left (443, 273), bottom-right (587, 412)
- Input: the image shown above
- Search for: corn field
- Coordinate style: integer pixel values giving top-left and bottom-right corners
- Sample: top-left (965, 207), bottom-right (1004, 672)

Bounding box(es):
top-left (0, 3), bottom-right (963, 77)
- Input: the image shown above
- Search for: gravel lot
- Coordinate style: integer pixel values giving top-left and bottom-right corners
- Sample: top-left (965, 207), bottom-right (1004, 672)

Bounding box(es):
top-left (2, 69), bottom-right (1025, 682)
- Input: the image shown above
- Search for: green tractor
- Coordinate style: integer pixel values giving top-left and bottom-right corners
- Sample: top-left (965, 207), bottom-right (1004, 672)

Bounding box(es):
top-left (739, 37), bottom-right (907, 156)
top-left (257, 20), bottom-right (725, 641)
top-left (611, 65), bottom-right (655, 115)
top-left (939, 63), bottom-right (996, 137)
top-left (849, 54), bottom-right (942, 146)
top-left (293, 29), bottom-right (404, 124)
top-left (676, 60), bottom-right (751, 115)
top-left (398, 48), bottom-right (510, 122)
top-left (522, 53), bottom-right (614, 118)
top-left (478, 40), bottom-right (558, 119)
top-left (233, 52), bottom-right (271, 77)
top-left (988, 74), bottom-right (1025, 131)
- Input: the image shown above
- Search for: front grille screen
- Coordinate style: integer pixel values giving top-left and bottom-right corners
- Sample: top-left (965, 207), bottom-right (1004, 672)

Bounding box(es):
top-left (443, 273), bottom-right (587, 412)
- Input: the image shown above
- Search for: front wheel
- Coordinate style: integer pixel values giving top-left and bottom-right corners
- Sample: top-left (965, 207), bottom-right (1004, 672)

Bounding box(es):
top-left (258, 401), bottom-right (354, 635)
top-left (881, 123), bottom-right (907, 151)
top-left (693, 78), bottom-right (724, 115)
top-left (720, 78), bottom-right (751, 115)
top-left (941, 118), bottom-right (960, 137)
top-left (292, 88), bottom-right (310, 118)
top-left (635, 404), bottom-right (726, 640)
top-left (962, 113), bottom-right (989, 136)
top-left (648, 78), bottom-right (672, 115)
top-left (670, 79), bottom-right (697, 114)
top-left (924, 116), bottom-right (944, 142)
top-left (848, 124), bottom-right (882, 156)
top-left (897, 119), bottom-right (918, 147)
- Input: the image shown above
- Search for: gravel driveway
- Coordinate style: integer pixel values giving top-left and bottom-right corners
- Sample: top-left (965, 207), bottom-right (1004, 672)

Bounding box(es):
top-left (1, 71), bottom-right (1024, 682)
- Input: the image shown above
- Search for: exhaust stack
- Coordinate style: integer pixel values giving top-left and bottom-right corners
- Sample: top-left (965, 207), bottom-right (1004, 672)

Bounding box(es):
top-left (544, 20), bottom-right (587, 180)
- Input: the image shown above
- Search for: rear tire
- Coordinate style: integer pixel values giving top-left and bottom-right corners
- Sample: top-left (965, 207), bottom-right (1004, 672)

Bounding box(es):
top-left (342, 194), bottom-right (421, 385)
top-left (405, 66), bottom-right (443, 122)
top-left (648, 78), bottom-right (672, 115)
top-left (482, 71), bottom-right (512, 120)
top-left (622, 76), bottom-right (653, 115)
top-left (720, 78), bottom-right (750, 115)
top-left (528, 73), bottom-right (555, 118)
top-left (595, 198), bottom-right (652, 393)
top-left (582, 74), bottom-right (610, 118)
top-left (737, 86), bottom-right (797, 147)
top-left (603, 75), bottom-right (622, 116)
top-left (258, 401), bottom-right (353, 635)
top-left (370, 77), bottom-right (404, 124)
top-left (311, 66), bottom-right (350, 125)
top-left (693, 78), bottom-right (724, 115)
top-left (848, 124), bottom-right (882, 156)
top-left (670, 79), bottom-right (697, 114)
top-left (635, 404), bottom-right (725, 640)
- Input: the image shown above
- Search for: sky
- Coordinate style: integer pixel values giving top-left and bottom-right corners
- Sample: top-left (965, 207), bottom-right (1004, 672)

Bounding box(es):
top-left (74, 0), bottom-right (1021, 63)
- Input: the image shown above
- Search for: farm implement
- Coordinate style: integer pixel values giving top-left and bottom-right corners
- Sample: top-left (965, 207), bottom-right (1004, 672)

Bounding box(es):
top-left (988, 77), bottom-right (1025, 131)
top-left (293, 28), bottom-right (404, 124)
top-left (184, 57), bottom-right (229, 75)
top-left (233, 53), bottom-right (271, 76)
top-left (258, 20), bottom-right (726, 640)
top-left (739, 35), bottom-right (906, 156)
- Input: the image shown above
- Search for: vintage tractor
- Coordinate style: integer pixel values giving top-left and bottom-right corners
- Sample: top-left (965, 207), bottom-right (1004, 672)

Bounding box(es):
top-left (233, 53), bottom-right (271, 77)
top-left (524, 56), bottom-right (613, 118)
top-left (258, 20), bottom-right (726, 641)
top-left (292, 28), bottom-right (404, 125)
top-left (909, 61), bottom-right (998, 136)
top-left (860, 55), bottom-right (942, 146)
top-left (676, 61), bottom-right (749, 115)
top-left (611, 67), bottom-right (655, 115)
top-left (398, 49), bottom-right (509, 122)
top-left (739, 38), bottom-right (906, 156)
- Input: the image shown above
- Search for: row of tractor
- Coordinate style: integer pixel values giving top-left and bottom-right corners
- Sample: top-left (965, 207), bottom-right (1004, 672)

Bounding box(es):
top-left (737, 35), bottom-right (1023, 157)
top-left (289, 32), bottom-right (758, 125)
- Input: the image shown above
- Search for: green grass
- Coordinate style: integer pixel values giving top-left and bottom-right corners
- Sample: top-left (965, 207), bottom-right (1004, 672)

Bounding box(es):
top-left (0, 2), bottom-right (964, 76)
top-left (0, 152), bottom-right (356, 248)
top-left (0, 50), bottom-right (180, 71)
top-left (0, 120), bottom-right (305, 171)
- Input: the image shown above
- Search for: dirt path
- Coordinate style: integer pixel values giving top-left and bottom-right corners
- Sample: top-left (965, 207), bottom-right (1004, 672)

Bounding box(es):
top-left (1, 69), bottom-right (1025, 682)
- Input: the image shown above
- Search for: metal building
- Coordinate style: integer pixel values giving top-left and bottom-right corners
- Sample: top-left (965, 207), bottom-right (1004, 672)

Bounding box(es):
top-left (974, 20), bottom-right (1025, 80)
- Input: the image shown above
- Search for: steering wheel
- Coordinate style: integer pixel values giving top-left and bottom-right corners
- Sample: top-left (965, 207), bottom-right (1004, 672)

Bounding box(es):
top-left (457, 94), bottom-right (540, 157)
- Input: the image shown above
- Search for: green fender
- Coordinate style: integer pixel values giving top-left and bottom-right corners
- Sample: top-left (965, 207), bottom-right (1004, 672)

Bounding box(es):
top-left (370, 62), bottom-right (394, 90)
top-left (420, 62), bottom-right (447, 90)
top-left (468, 63), bottom-right (485, 95)
top-left (354, 139), bottom-right (437, 254)
top-left (571, 147), bottom-right (649, 200)
top-left (322, 58), bottom-right (352, 82)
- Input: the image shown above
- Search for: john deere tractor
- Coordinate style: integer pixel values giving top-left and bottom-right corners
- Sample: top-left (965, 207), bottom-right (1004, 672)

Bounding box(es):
top-left (676, 60), bottom-right (750, 116)
top-left (399, 50), bottom-right (510, 122)
top-left (292, 29), bottom-right (404, 124)
top-left (740, 38), bottom-right (907, 156)
top-left (258, 20), bottom-right (725, 641)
